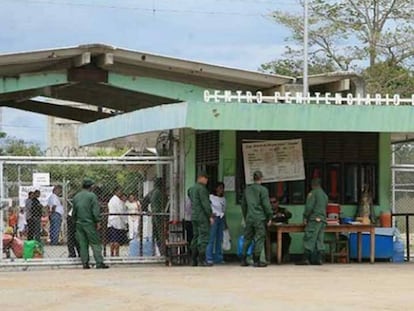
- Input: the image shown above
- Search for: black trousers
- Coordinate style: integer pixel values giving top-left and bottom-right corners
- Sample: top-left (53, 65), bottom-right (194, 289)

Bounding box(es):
top-left (184, 220), bottom-right (194, 245)
top-left (27, 218), bottom-right (41, 241)
top-left (67, 216), bottom-right (80, 258)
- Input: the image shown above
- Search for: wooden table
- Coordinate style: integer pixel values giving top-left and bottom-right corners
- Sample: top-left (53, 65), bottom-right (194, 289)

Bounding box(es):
top-left (266, 224), bottom-right (376, 264)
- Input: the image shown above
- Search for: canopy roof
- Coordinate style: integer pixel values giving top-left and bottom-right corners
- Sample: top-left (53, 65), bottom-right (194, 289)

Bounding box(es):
top-left (2, 43), bottom-right (407, 145)
top-left (0, 43), bottom-right (295, 122)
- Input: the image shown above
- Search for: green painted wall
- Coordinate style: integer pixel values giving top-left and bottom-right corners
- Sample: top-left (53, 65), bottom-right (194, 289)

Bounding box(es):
top-left (379, 133), bottom-right (392, 213)
top-left (184, 128), bottom-right (196, 193)
top-left (187, 101), bottom-right (414, 133)
top-left (215, 130), bottom-right (393, 255)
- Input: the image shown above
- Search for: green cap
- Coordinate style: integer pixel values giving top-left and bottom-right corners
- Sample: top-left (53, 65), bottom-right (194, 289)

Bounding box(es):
top-left (82, 178), bottom-right (95, 188)
top-left (253, 170), bottom-right (263, 180)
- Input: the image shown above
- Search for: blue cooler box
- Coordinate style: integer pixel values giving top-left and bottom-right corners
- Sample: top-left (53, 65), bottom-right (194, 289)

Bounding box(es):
top-left (349, 228), bottom-right (394, 260)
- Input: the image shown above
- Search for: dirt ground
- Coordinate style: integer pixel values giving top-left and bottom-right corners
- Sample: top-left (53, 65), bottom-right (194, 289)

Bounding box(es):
top-left (1, 263), bottom-right (413, 311)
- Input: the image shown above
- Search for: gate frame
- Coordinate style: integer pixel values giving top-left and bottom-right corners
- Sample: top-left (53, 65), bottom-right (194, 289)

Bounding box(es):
top-left (0, 155), bottom-right (177, 267)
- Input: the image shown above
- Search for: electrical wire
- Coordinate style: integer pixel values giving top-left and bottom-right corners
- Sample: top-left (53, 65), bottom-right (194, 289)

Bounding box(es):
top-left (9, 0), bottom-right (300, 16)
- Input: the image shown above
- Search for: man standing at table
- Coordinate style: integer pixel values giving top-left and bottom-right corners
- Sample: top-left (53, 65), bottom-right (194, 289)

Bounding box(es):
top-left (297, 178), bottom-right (328, 265)
top-left (240, 171), bottom-right (273, 268)
top-left (189, 171), bottom-right (213, 267)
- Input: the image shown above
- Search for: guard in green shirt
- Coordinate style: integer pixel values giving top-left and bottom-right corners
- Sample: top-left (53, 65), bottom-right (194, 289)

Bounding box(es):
top-left (240, 171), bottom-right (273, 268)
top-left (189, 172), bottom-right (213, 266)
top-left (72, 178), bottom-right (109, 269)
top-left (297, 178), bottom-right (328, 265)
top-left (151, 177), bottom-right (166, 255)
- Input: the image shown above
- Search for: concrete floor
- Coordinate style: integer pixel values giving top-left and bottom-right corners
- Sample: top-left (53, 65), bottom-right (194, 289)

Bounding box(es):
top-left (0, 262), bottom-right (413, 311)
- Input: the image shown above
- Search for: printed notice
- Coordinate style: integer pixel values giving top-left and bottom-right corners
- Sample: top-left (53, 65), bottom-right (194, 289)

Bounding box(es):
top-left (242, 139), bottom-right (305, 184)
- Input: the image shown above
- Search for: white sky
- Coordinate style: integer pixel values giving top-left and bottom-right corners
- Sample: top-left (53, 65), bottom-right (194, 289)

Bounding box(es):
top-left (0, 0), bottom-right (301, 147)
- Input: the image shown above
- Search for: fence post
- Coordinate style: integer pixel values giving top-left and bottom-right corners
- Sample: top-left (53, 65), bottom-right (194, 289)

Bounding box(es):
top-left (0, 161), bottom-right (4, 262)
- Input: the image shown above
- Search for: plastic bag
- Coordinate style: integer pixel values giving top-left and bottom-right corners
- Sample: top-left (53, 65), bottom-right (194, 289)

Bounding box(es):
top-left (222, 229), bottom-right (231, 251)
top-left (237, 235), bottom-right (254, 257)
top-left (23, 240), bottom-right (43, 259)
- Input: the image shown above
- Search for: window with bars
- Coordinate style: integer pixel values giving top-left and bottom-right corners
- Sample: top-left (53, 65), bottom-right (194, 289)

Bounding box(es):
top-left (195, 131), bottom-right (220, 192)
top-left (236, 131), bottom-right (379, 205)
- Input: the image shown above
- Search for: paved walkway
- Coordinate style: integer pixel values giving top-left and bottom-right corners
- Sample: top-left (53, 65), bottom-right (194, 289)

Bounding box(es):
top-left (1, 263), bottom-right (413, 311)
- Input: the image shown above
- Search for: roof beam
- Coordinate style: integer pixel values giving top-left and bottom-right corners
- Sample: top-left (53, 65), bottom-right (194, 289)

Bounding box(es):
top-left (96, 53), bottom-right (114, 67)
top-left (1, 99), bottom-right (111, 122)
top-left (68, 67), bottom-right (107, 83)
top-left (0, 71), bottom-right (68, 94)
top-left (73, 52), bottom-right (91, 67)
top-left (108, 72), bottom-right (206, 102)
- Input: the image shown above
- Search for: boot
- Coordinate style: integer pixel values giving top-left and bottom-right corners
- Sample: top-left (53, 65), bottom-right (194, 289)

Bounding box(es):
top-left (240, 255), bottom-right (249, 267)
top-left (295, 251), bottom-right (311, 265)
top-left (191, 249), bottom-right (199, 267)
top-left (253, 255), bottom-right (267, 268)
top-left (96, 263), bottom-right (110, 269)
top-left (311, 251), bottom-right (323, 265)
top-left (82, 264), bottom-right (90, 269)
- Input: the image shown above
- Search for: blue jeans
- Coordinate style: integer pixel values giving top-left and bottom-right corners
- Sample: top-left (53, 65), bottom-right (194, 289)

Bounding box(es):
top-left (49, 212), bottom-right (62, 245)
top-left (206, 216), bottom-right (224, 264)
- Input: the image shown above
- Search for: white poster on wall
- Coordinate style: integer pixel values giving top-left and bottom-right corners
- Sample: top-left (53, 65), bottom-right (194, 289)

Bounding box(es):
top-left (19, 186), bottom-right (54, 207)
top-left (242, 139), bottom-right (305, 184)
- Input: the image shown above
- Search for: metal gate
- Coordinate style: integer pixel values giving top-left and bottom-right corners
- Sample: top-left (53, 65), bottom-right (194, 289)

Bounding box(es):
top-left (391, 144), bottom-right (414, 259)
top-left (0, 156), bottom-right (177, 267)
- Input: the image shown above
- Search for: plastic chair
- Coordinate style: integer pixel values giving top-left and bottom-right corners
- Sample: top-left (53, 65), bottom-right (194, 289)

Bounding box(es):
top-left (165, 220), bottom-right (189, 266)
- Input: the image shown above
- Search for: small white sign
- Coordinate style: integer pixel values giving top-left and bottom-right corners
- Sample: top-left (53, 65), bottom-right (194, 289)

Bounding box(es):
top-left (223, 176), bottom-right (235, 192)
top-left (33, 173), bottom-right (50, 186)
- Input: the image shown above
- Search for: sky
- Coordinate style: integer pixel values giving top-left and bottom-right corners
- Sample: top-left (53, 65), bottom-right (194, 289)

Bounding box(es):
top-left (0, 0), bottom-right (301, 148)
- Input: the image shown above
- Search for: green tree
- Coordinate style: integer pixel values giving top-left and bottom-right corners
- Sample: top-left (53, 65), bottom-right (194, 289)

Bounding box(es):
top-left (364, 62), bottom-right (414, 97)
top-left (265, 0), bottom-right (414, 91)
top-left (0, 135), bottom-right (43, 156)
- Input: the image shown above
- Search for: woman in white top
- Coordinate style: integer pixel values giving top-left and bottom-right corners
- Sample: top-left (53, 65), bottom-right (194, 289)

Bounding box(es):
top-left (107, 188), bottom-right (127, 257)
top-left (125, 194), bottom-right (141, 240)
top-left (206, 182), bottom-right (226, 264)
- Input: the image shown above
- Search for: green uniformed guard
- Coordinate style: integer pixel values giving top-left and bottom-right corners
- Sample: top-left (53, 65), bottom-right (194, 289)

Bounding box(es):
top-left (297, 178), bottom-right (328, 265)
top-left (72, 178), bottom-right (109, 269)
top-left (241, 171), bottom-right (273, 267)
top-left (189, 171), bottom-right (213, 266)
top-left (151, 177), bottom-right (165, 255)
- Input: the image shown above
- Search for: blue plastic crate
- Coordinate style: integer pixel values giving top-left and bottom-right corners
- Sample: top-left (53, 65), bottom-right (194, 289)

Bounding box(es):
top-left (349, 228), bottom-right (394, 260)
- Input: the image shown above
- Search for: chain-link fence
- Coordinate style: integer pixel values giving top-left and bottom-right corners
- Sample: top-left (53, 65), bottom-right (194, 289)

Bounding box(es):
top-left (0, 156), bottom-right (176, 267)
top-left (392, 164), bottom-right (414, 257)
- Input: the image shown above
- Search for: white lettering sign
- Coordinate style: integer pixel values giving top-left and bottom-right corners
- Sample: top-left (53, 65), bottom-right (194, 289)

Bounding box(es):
top-left (19, 186), bottom-right (54, 207)
top-left (242, 139), bottom-right (305, 185)
top-left (33, 173), bottom-right (50, 186)
top-left (203, 90), bottom-right (414, 106)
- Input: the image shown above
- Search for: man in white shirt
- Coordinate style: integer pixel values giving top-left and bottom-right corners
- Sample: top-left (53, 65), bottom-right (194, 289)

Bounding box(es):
top-left (107, 187), bottom-right (127, 257)
top-left (48, 185), bottom-right (63, 245)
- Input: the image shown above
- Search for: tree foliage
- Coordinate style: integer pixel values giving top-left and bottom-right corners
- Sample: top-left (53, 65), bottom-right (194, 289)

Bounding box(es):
top-left (264, 0), bottom-right (414, 93)
top-left (0, 134), bottom-right (43, 156)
